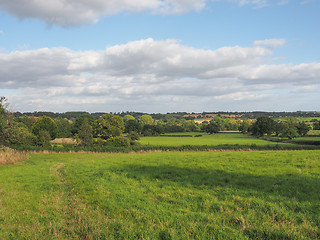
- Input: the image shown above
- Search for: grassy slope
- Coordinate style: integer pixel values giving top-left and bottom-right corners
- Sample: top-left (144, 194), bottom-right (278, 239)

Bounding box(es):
top-left (0, 151), bottom-right (319, 239)
top-left (139, 133), bottom-right (290, 146)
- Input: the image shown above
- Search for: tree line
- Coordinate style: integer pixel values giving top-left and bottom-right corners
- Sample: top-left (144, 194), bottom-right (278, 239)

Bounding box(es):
top-left (1, 97), bottom-right (319, 149)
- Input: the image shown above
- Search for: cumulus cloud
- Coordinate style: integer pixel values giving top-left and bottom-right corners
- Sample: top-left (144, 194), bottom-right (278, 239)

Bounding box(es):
top-left (1, 38), bottom-right (319, 112)
top-left (291, 85), bottom-right (319, 93)
top-left (254, 38), bottom-right (286, 49)
top-left (0, 0), bottom-right (208, 26)
top-left (229, 0), bottom-right (269, 7)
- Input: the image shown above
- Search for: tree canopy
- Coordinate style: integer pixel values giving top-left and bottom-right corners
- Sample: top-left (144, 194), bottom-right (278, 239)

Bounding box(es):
top-left (92, 114), bottom-right (125, 139)
top-left (32, 116), bottom-right (58, 140)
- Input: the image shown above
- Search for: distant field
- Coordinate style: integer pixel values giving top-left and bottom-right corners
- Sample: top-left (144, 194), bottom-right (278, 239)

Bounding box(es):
top-left (139, 133), bottom-right (289, 146)
top-left (308, 130), bottom-right (320, 136)
top-left (274, 117), bottom-right (320, 121)
top-left (293, 136), bottom-right (320, 141)
top-left (0, 151), bottom-right (319, 239)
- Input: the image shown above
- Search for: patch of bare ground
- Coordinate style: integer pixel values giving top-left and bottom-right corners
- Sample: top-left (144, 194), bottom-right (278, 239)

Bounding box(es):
top-left (50, 138), bottom-right (77, 145)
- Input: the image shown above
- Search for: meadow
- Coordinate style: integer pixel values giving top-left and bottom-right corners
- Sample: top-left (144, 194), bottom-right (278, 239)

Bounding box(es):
top-left (139, 133), bottom-right (290, 146)
top-left (0, 150), bottom-right (319, 239)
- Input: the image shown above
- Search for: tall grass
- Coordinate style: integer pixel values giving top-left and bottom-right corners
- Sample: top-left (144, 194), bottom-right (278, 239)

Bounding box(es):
top-left (0, 147), bottom-right (28, 165)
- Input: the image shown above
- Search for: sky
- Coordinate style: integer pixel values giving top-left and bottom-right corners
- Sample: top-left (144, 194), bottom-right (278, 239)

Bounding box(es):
top-left (0, 0), bottom-right (319, 113)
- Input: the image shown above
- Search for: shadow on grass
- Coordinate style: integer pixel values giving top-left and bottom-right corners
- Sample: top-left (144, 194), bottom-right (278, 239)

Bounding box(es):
top-left (118, 165), bottom-right (320, 202)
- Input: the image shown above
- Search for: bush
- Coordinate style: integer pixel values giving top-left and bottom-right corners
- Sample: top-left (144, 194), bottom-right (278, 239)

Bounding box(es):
top-left (94, 138), bottom-right (105, 146)
top-left (106, 136), bottom-right (130, 148)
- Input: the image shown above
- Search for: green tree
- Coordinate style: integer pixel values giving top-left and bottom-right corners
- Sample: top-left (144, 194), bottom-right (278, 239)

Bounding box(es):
top-left (78, 118), bottom-right (93, 146)
top-left (4, 122), bottom-right (37, 146)
top-left (125, 119), bottom-right (142, 133)
top-left (92, 114), bottom-right (125, 139)
top-left (279, 122), bottom-right (299, 139)
top-left (38, 130), bottom-right (51, 147)
top-left (250, 116), bottom-right (276, 136)
top-left (55, 117), bottom-right (72, 138)
top-left (313, 120), bottom-right (320, 130)
top-left (238, 119), bottom-right (251, 133)
top-left (139, 114), bottom-right (154, 126)
top-left (71, 113), bottom-right (94, 135)
top-left (0, 97), bottom-right (9, 145)
top-left (123, 114), bottom-right (135, 122)
top-left (32, 116), bottom-right (58, 140)
top-left (297, 122), bottom-right (310, 136)
top-left (204, 120), bottom-right (221, 134)
top-left (0, 97), bottom-right (37, 146)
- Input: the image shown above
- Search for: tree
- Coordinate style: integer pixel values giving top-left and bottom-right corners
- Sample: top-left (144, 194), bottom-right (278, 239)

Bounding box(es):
top-left (71, 113), bottom-right (94, 135)
top-left (249, 116), bottom-right (276, 136)
top-left (204, 120), bottom-right (221, 134)
top-left (4, 122), bottom-right (37, 146)
top-left (0, 97), bottom-right (37, 146)
top-left (55, 117), bottom-right (72, 138)
top-left (297, 122), bottom-right (310, 136)
top-left (203, 117), bottom-right (224, 134)
top-left (238, 119), bottom-right (251, 133)
top-left (139, 114), bottom-right (154, 126)
top-left (123, 114), bottom-right (135, 122)
top-left (125, 119), bottom-right (142, 133)
top-left (38, 130), bottom-right (51, 147)
top-left (32, 116), bottom-right (58, 140)
top-left (142, 124), bottom-right (164, 136)
top-left (92, 114), bottom-right (125, 139)
top-left (278, 122), bottom-right (299, 139)
top-left (313, 120), bottom-right (320, 130)
top-left (78, 118), bottom-right (93, 146)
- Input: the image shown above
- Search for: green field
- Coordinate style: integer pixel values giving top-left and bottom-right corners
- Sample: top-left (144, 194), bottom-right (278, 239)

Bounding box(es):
top-left (308, 130), bottom-right (320, 136)
top-left (274, 117), bottom-right (320, 121)
top-left (139, 133), bottom-right (289, 146)
top-left (1, 151), bottom-right (319, 239)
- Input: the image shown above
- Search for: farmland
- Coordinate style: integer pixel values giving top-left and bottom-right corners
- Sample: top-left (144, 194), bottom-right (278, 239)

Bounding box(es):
top-left (0, 150), bottom-right (319, 239)
top-left (139, 133), bottom-right (291, 146)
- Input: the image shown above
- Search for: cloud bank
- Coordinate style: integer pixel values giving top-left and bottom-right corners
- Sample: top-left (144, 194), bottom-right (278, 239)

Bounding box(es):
top-left (0, 0), bottom-right (299, 26)
top-left (1, 38), bottom-right (319, 112)
top-left (0, 0), bottom-right (207, 26)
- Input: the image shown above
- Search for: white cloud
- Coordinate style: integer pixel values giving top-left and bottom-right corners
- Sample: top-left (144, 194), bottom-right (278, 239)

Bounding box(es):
top-left (0, 0), bottom-right (292, 26)
top-left (0, 0), bottom-right (208, 26)
top-left (291, 85), bottom-right (319, 93)
top-left (254, 39), bottom-right (286, 49)
top-left (0, 38), bottom-right (319, 112)
top-left (0, 29), bottom-right (3, 35)
top-left (214, 92), bottom-right (272, 101)
top-left (230, 0), bottom-right (269, 7)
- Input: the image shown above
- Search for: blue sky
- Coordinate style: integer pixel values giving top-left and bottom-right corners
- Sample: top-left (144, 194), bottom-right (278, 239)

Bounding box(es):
top-left (0, 0), bottom-right (319, 113)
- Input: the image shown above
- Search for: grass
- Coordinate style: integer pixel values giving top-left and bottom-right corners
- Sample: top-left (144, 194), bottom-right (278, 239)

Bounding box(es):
top-left (308, 130), bottom-right (320, 136)
top-left (274, 117), bottom-right (320, 121)
top-left (0, 150), bottom-right (319, 239)
top-left (139, 133), bottom-right (290, 146)
top-left (0, 147), bottom-right (28, 165)
top-left (292, 137), bottom-right (320, 141)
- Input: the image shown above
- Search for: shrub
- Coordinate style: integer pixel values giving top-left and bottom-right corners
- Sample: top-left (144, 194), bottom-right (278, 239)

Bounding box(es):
top-left (94, 138), bottom-right (105, 146)
top-left (106, 136), bottom-right (130, 148)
